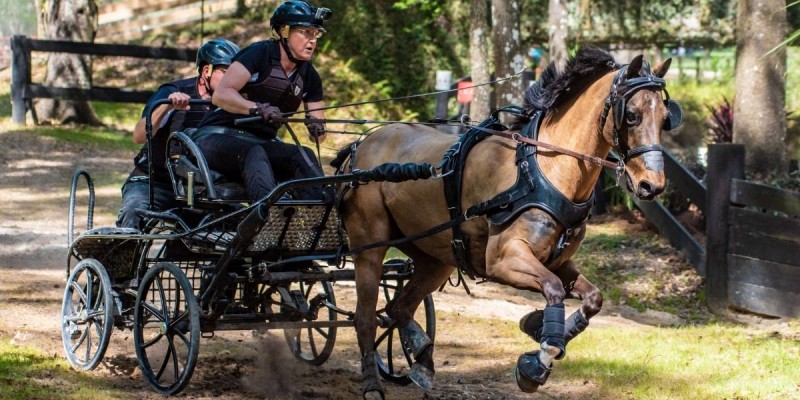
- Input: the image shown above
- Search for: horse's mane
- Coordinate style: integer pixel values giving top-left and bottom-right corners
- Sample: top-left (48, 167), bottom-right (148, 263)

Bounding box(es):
top-left (522, 46), bottom-right (619, 115)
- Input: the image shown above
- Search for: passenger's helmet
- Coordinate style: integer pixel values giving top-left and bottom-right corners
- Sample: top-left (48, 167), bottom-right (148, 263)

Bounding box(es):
top-left (270, 1), bottom-right (332, 32)
top-left (195, 38), bottom-right (240, 72)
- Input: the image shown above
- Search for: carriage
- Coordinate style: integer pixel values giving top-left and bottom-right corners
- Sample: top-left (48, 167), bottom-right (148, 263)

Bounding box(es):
top-left (61, 98), bottom-right (436, 395)
top-left (62, 47), bottom-right (681, 398)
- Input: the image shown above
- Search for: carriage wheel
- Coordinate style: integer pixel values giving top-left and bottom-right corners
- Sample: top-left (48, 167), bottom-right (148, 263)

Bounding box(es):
top-left (133, 261), bottom-right (200, 395)
top-left (61, 258), bottom-right (114, 370)
top-left (281, 268), bottom-right (337, 366)
top-left (375, 260), bottom-right (436, 385)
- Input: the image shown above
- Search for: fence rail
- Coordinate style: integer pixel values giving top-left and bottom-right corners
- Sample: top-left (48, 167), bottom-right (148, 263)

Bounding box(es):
top-left (636, 143), bottom-right (800, 318)
top-left (10, 35), bottom-right (196, 125)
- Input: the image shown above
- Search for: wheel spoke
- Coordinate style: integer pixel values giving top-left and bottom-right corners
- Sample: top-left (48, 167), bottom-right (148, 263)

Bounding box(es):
top-left (154, 337), bottom-right (173, 381)
top-left (84, 323), bottom-right (92, 361)
top-left (142, 301), bottom-right (166, 323)
top-left (312, 326), bottom-right (329, 339)
top-left (170, 336), bottom-right (180, 381)
top-left (90, 278), bottom-right (103, 311)
top-left (375, 327), bottom-right (390, 346)
top-left (174, 329), bottom-right (190, 348)
top-left (155, 276), bottom-right (169, 324)
top-left (142, 332), bottom-right (164, 349)
top-left (86, 308), bottom-right (106, 319)
top-left (70, 281), bottom-right (88, 305)
top-left (70, 326), bottom-right (89, 353)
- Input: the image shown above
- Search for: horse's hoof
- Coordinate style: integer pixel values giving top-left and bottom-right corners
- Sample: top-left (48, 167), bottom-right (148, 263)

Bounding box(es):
top-left (519, 310), bottom-right (544, 342)
top-left (363, 390), bottom-right (384, 400)
top-left (514, 351), bottom-right (551, 393)
top-left (409, 362), bottom-right (435, 390)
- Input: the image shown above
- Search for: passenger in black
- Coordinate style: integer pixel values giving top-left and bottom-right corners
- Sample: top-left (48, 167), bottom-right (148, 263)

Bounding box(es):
top-left (194, 0), bottom-right (332, 202)
top-left (116, 38), bottom-right (240, 230)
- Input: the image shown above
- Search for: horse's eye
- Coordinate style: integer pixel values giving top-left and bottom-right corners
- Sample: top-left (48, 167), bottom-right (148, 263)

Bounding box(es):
top-left (625, 111), bottom-right (641, 125)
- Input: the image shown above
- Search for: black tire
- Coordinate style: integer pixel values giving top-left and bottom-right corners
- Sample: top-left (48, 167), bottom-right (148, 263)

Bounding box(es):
top-left (61, 258), bottom-right (114, 370)
top-left (375, 260), bottom-right (436, 385)
top-left (133, 261), bottom-right (200, 395)
top-left (282, 269), bottom-right (337, 366)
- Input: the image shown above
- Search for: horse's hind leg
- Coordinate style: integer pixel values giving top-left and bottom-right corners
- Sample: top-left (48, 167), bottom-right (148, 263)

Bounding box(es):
top-left (387, 252), bottom-right (454, 390)
top-left (353, 247), bottom-right (389, 400)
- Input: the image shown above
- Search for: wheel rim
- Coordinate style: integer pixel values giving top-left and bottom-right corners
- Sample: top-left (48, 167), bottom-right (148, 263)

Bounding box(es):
top-left (61, 258), bottom-right (114, 371)
top-left (282, 271), bottom-right (337, 366)
top-left (133, 261), bottom-right (200, 395)
top-left (375, 278), bottom-right (436, 385)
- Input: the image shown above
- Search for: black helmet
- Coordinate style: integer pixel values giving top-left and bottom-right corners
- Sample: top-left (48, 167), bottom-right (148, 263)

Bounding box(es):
top-left (196, 38), bottom-right (240, 72)
top-left (270, 1), bottom-right (332, 32)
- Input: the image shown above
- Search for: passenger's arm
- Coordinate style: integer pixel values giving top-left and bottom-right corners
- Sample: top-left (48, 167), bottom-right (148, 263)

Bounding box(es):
top-left (211, 61), bottom-right (257, 115)
top-left (132, 92), bottom-right (191, 144)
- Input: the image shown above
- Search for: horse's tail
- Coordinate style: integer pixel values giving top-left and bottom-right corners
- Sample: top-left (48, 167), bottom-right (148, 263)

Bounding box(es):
top-left (330, 141), bottom-right (357, 170)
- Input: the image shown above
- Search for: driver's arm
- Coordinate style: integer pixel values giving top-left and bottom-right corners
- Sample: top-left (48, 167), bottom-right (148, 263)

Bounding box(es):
top-left (211, 61), bottom-right (257, 115)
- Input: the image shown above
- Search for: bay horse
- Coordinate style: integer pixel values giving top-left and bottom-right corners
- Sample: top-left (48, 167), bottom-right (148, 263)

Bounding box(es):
top-left (334, 46), bottom-right (681, 399)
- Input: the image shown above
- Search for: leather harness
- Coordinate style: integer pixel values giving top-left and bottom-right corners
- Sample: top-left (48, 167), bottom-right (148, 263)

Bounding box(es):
top-left (439, 107), bottom-right (593, 279)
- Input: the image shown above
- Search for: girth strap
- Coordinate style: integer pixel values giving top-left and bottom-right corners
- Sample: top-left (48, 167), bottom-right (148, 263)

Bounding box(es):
top-left (440, 109), bottom-right (512, 278)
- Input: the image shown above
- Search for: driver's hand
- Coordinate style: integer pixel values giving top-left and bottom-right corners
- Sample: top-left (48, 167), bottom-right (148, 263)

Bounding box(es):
top-left (251, 102), bottom-right (283, 129)
top-left (168, 92), bottom-right (191, 110)
top-left (305, 120), bottom-right (327, 143)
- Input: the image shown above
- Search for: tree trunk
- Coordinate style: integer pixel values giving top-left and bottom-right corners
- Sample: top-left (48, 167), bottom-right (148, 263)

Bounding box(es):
top-left (36, 0), bottom-right (100, 125)
top-left (547, 0), bottom-right (569, 74)
top-left (733, 0), bottom-right (787, 175)
top-left (491, 0), bottom-right (524, 117)
top-left (469, 0), bottom-right (491, 120)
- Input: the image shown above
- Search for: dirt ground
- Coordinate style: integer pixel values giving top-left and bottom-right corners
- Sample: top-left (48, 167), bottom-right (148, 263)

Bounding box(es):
top-left (0, 128), bottom-right (736, 399)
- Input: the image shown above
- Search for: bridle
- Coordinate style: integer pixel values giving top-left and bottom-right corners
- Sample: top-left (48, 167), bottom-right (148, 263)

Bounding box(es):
top-left (599, 63), bottom-right (683, 167)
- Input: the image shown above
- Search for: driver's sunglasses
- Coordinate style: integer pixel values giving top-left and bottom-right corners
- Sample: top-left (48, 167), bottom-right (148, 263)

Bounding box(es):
top-left (292, 27), bottom-right (324, 40)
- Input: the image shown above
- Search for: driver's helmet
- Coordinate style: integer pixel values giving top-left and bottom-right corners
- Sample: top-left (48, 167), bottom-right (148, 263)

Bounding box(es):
top-left (270, 1), bottom-right (332, 33)
top-left (195, 38), bottom-right (240, 73)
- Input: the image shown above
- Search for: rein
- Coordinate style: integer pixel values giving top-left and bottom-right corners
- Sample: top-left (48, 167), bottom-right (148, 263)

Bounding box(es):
top-left (467, 125), bottom-right (622, 171)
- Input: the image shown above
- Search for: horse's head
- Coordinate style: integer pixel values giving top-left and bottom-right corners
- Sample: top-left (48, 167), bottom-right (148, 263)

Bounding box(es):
top-left (602, 55), bottom-right (682, 200)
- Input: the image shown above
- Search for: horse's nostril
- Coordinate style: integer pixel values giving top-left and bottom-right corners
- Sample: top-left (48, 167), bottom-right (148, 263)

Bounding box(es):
top-left (637, 180), bottom-right (654, 198)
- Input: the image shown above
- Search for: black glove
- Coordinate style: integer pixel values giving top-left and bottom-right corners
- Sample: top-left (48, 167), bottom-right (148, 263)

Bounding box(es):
top-left (305, 120), bottom-right (326, 138)
top-left (250, 102), bottom-right (283, 128)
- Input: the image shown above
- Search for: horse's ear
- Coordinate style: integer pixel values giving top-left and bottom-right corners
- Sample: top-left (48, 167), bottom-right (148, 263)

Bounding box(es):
top-left (625, 55), bottom-right (644, 80)
top-left (653, 58), bottom-right (672, 78)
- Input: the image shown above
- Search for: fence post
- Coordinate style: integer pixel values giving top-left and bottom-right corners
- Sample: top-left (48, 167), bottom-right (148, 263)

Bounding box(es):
top-left (434, 70), bottom-right (452, 120)
top-left (11, 35), bottom-right (31, 125)
top-left (705, 143), bottom-right (745, 313)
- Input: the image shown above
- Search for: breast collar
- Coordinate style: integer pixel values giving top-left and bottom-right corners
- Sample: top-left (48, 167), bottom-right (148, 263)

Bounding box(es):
top-left (440, 107), bottom-right (594, 277)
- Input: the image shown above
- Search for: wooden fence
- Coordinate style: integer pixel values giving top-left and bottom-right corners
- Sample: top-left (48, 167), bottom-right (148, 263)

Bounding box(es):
top-left (97, 0), bottom-right (259, 42)
top-left (10, 35), bottom-right (196, 125)
top-left (635, 144), bottom-right (800, 318)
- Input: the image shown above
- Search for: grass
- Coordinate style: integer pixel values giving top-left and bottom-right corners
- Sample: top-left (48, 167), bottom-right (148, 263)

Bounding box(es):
top-left (454, 313), bottom-right (800, 400)
top-left (0, 339), bottom-right (131, 400)
top-left (558, 324), bottom-right (800, 399)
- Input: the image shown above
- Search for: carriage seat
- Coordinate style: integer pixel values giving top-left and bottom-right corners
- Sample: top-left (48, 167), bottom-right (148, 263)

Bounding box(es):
top-left (167, 129), bottom-right (249, 203)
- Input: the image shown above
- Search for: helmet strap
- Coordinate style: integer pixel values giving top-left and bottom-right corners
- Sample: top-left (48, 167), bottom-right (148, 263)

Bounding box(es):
top-left (277, 26), bottom-right (304, 65)
top-left (198, 66), bottom-right (213, 98)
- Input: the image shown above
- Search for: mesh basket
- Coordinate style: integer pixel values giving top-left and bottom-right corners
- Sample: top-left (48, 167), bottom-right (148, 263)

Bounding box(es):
top-left (70, 227), bottom-right (144, 280)
top-left (248, 204), bottom-right (345, 253)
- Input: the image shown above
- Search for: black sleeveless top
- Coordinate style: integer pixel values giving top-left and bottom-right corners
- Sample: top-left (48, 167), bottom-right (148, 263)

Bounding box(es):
top-left (197, 39), bottom-right (324, 138)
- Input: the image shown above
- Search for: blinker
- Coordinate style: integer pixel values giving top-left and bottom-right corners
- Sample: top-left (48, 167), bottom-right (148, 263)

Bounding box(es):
top-left (663, 99), bottom-right (683, 131)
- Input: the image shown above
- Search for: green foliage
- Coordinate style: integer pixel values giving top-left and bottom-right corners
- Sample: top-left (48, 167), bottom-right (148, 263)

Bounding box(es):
top-left (321, 0), bottom-right (467, 119)
top-left (36, 126), bottom-right (140, 152)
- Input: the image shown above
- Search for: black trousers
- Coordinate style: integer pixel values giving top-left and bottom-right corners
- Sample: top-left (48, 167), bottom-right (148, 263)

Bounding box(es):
top-left (195, 130), bottom-right (323, 202)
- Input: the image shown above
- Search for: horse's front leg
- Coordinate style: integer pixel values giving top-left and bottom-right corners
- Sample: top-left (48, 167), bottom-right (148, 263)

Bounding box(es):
top-left (518, 259), bottom-right (603, 362)
top-left (353, 248), bottom-right (389, 400)
top-left (484, 238), bottom-right (568, 393)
